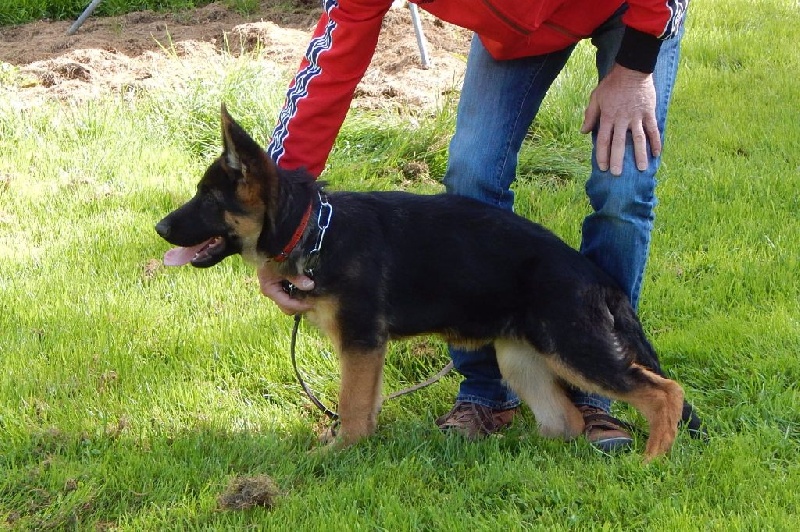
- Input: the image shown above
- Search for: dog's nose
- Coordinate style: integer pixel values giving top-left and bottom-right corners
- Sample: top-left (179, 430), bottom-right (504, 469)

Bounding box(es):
top-left (155, 221), bottom-right (171, 238)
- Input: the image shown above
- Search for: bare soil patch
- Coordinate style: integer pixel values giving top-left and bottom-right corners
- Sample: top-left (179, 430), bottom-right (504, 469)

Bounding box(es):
top-left (0, 2), bottom-right (469, 110)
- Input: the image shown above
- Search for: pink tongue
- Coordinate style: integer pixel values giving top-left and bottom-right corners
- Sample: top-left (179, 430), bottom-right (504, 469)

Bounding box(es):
top-left (163, 239), bottom-right (212, 267)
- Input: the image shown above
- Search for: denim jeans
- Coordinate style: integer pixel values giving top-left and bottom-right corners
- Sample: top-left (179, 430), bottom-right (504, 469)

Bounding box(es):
top-left (443, 11), bottom-right (684, 411)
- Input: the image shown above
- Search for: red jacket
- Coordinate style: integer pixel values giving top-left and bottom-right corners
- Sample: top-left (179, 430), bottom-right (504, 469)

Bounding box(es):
top-left (268, 0), bottom-right (688, 177)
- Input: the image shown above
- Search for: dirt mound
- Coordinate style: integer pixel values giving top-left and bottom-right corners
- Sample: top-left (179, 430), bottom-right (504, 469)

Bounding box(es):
top-left (0, 2), bottom-right (469, 110)
top-left (0, 2), bottom-right (318, 66)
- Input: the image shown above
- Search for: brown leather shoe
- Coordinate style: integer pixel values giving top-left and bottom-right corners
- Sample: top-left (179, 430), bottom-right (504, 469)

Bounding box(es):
top-left (435, 401), bottom-right (518, 440)
top-left (579, 405), bottom-right (634, 452)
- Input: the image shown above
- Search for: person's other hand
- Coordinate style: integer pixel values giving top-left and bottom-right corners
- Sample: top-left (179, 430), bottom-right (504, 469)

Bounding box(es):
top-left (581, 64), bottom-right (660, 176)
top-left (257, 265), bottom-right (315, 315)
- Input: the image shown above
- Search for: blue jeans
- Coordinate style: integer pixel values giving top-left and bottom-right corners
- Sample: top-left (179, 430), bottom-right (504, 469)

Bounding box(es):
top-left (443, 12), bottom-right (684, 411)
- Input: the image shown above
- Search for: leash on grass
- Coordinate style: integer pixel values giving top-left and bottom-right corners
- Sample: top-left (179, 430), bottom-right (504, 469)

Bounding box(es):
top-left (290, 314), bottom-right (454, 421)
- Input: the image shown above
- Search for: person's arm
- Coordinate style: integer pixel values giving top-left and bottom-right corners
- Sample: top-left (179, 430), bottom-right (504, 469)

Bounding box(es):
top-left (261, 1), bottom-right (391, 314)
top-left (581, 0), bottom-right (689, 175)
top-left (267, 0), bottom-right (393, 177)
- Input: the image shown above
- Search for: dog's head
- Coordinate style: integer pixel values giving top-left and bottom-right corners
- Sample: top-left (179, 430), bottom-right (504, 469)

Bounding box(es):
top-left (155, 104), bottom-right (281, 268)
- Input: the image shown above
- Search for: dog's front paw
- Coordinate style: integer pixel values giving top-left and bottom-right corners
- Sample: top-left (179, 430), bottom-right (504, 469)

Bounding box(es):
top-left (312, 419), bottom-right (372, 452)
top-left (317, 420), bottom-right (341, 446)
top-left (307, 421), bottom-right (347, 457)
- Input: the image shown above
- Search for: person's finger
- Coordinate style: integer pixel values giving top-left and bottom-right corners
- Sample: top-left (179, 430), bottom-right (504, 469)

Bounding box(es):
top-left (581, 93), bottom-right (600, 135)
top-left (632, 122), bottom-right (649, 171)
top-left (595, 120), bottom-right (614, 172)
top-left (609, 123), bottom-right (627, 176)
top-left (257, 267), bottom-right (315, 314)
top-left (287, 275), bottom-right (315, 291)
top-left (644, 115), bottom-right (662, 158)
top-left (269, 284), bottom-right (314, 315)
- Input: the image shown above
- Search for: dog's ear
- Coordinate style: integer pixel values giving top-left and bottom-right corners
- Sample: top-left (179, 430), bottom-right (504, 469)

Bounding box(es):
top-left (221, 103), bottom-right (243, 172)
top-left (219, 104), bottom-right (278, 188)
top-left (220, 103), bottom-right (262, 173)
top-left (219, 104), bottom-right (280, 216)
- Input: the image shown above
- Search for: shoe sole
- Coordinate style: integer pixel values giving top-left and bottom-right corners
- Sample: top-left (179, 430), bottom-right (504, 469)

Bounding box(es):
top-left (590, 436), bottom-right (634, 453)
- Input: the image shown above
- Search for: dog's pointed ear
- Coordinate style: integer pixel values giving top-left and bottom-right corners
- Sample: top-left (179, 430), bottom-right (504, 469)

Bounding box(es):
top-left (219, 104), bottom-right (278, 187)
top-left (219, 104), bottom-right (280, 213)
top-left (221, 103), bottom-right (243, 171)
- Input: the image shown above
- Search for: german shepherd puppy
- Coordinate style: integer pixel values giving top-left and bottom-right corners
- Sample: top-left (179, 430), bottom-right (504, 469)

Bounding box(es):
top-left (156, 105), bottom-right (702, 460)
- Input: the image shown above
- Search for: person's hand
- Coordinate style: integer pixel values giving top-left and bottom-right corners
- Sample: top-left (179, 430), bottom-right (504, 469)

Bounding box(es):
top-left (580, 63), bottom-right (660, 176)
top-left (257, 264), bottom-right (315, 315)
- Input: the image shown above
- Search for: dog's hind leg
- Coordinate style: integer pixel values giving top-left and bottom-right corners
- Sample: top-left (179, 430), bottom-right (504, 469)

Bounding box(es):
top-left (494, 339), bottom-right (584, 440)
top-left (545, 357), bottom-right (685, 461)
top-left (614, 365), bottom-right (685, 461)
top-left (333, 346), bottom-right (387, 448)
top-left (600, 289), bottom-right (698, 455)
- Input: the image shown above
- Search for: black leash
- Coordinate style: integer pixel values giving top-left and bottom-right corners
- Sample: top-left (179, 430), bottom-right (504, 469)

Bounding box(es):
top-left (290, 315), bottom-right (453, 420)
top-left (291, 314), bottom-right (338, 421)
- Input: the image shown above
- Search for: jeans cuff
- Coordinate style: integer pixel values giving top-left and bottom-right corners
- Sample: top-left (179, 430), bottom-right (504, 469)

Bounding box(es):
top-left (570, 391), bottom-right (612, 412)
top-left (455, 393), bottom-right (521, 411)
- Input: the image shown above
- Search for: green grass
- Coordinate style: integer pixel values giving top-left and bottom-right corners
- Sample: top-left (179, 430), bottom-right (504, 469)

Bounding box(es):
top-left (0, 0), bottom-right (268, 25)
top-left (1, 0), bottom-right (799, 528)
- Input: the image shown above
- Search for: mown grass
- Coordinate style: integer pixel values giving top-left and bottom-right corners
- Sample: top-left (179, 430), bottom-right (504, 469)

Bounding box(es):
top-left (1, 0), bottom-right (799, 529)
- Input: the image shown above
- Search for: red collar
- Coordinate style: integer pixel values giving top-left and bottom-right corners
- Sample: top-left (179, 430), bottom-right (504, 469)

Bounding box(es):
top-left (273, 202), bottom-right (313, 263)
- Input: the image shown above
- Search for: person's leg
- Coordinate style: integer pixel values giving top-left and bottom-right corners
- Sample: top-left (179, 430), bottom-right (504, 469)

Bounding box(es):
top-left (570, 11), bottom-right (685, 446)
top-left (443, 37), bottom-right (574, 210)
top-left (582, 14), bottom-right (684, 310)
top-left (438, 36), bottom-right (573, 437)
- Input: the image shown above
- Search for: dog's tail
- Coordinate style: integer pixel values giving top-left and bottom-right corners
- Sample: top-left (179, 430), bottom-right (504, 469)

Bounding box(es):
top-left (606, 289), bottom-right (706, 439)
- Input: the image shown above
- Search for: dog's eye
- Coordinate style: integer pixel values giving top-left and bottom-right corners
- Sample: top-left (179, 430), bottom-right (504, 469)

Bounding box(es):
top-left (199, 187), bottom-right (225, 205)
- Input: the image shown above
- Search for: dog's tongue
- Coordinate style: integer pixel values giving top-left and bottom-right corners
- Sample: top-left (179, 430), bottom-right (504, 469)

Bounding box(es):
top-left (163, 240), bottom-right (212, 266)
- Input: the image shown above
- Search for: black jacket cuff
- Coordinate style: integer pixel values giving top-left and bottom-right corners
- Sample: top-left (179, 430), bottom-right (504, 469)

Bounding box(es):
top-left (615, 26), bottom-right (663, 74)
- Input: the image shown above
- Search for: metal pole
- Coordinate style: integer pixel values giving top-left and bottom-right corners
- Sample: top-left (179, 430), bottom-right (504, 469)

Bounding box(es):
top-left (408, 3), bottom-right (432, 69)
top-left (67, 0), bottom-right (104, 36)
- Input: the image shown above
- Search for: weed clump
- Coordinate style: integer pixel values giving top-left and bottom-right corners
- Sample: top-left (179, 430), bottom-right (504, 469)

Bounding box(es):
top-left (217, 475), bottom-right (281, 511)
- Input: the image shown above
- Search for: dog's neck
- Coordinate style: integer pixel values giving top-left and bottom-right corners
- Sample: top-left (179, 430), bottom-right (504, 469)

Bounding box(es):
top-left (272, 201), bottom-right (313, 263)
top-left (257, 169), bottom-right (320, 266)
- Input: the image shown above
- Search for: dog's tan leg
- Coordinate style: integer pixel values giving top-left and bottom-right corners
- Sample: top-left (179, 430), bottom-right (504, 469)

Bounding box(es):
top-left (543, 357), bottom-right (685, 461)
top-left (333, 347), bottom-right (386, 448)
top-left (306, 298), bottom-right (386, 448)
top-left (494, 339), bottom-right (584, 440)
top-left (615, 365), bottom-right (685, 461)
